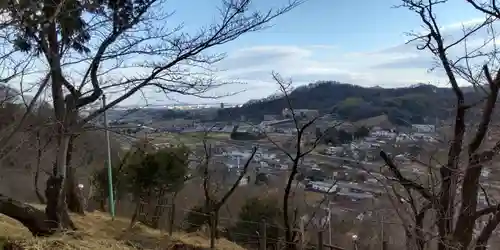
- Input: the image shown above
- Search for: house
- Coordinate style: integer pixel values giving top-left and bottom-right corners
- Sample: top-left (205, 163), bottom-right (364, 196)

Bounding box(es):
top-left (258, 119), bottom-right (293, 132)
top-left (282, 108), bottom-right (319, 120)
top-left (326, 146), bottom-right (344, 155)
top-left (235, 125), bottom-right (253, 133)
top-left (412, 124), bottom-right (436, 133)
top-left (263, 114), bottom-right (278, 121)
top-left (396, 133), bottom-right (411, 142)
top-left (370, 130), bottom-right (397, 138)
top-left (306, 181), bottom-right (338, 193)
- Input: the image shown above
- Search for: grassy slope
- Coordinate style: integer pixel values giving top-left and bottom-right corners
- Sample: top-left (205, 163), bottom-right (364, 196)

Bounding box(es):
top-left (0, 204), bottom-right (244, 250)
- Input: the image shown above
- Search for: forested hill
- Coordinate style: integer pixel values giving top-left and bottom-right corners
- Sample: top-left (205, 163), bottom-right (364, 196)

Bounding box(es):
top-left (216, 81), bottom-right (481, 125)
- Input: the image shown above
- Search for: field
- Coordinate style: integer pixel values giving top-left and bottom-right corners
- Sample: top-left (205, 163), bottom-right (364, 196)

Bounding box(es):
top-left (149, 132), bottom-right (231, 146)
top-left (0, 204), bottom-right (244, 250)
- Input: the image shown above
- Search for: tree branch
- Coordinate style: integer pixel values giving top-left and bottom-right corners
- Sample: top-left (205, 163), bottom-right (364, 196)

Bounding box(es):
top-left (215, 146), bottom-right (257, 210)
top-left (380, 151), bottom-right (434, 201)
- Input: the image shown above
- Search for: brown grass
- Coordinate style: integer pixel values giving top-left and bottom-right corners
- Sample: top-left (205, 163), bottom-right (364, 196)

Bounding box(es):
top-left (0, 204), bottom-right (245, 250)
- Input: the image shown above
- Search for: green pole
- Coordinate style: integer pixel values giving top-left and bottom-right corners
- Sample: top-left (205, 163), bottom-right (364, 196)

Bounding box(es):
top-left (106, 160), bottom-right (115, 219)
top-left (102, 94), bottom-right (115, 219)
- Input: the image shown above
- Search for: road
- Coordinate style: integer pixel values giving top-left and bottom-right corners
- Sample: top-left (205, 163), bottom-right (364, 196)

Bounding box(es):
top-left (308, 152), bottom-right (378, 166)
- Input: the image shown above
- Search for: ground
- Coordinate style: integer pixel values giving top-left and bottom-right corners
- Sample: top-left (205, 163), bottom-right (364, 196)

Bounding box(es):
top-left (0, 204), bottom-right (244, 250)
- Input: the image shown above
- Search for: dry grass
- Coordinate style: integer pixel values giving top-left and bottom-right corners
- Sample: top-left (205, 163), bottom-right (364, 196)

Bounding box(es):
top-left (0, 204), bottom-right (245, 250)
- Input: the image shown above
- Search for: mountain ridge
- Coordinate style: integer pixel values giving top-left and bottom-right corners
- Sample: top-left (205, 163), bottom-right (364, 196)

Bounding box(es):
top-left (216, 81), bottom-right (482, 126)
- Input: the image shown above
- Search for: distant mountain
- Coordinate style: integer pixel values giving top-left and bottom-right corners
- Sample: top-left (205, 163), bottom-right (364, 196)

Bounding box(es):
top-left (216, 81), bottom-right (482, 126)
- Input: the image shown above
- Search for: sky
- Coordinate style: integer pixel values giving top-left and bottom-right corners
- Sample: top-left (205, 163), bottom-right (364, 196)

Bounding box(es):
top-left (1, 0), bottom-right (490, 107)
top-left (126, 0), bottom-right (486, 107)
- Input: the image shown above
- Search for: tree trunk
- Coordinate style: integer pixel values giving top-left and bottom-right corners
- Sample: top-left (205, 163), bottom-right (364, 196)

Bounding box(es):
top-left (130, 199), bottom-right (142, 227)
top-left (150, 189), bottom-right (167, 229)
top-left (34, 164), bottom-right (45, 204)
top-left (169, 194), bottom-right (177, 235)
top-left (283, 159), bottom-right (299, 250)
top-left (99, 197), bottom-right (106, 212)
top-left (65, 135), bottom-right (85, 214)
top-left (209, 210), bottom-right (217, 249)
top-left (44, 135), bottom-right (76, 231)
top-left (65, 168), bottom-right (85, 215)
top-left (44, 7), bottom-right (76, 230)
top-left (137, 191), bottom-right (153, 225)
top-left (34, 132), bottom-right (46, 204)
top-left (45, 174), bottom-right (76, 231)
top-left (213, 211), bottom-right (220, 239)
top-left (0, 194), bottom-right (53, 236)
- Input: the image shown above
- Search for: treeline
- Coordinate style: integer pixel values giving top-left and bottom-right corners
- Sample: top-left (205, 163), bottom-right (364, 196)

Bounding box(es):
top-left (317, 126), bottom-right (370, 145)
top-left (217, 82), bottom-right (481, 125)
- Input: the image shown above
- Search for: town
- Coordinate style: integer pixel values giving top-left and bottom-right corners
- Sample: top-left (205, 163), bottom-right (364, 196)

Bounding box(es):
top-left (103, 105), bottom-right (463, 226)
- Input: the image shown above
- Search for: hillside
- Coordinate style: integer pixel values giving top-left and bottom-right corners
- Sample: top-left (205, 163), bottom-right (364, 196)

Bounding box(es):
top-left (0, 91), bottom-right (124, 204)
top-left (216, 82), bottom-right (482, 125)
top-left (0, 204), bottom-right (243, 250)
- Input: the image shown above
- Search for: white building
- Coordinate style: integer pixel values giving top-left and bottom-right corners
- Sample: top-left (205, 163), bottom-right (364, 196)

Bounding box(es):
top-left (412, 124), bottom-right (436, 133)
top-left (282, 108), bottom-right (319, 119)
top-left (307, 181), bottom-right (338, 193)
top-left (370, 130), bottom-right (397, 138)
top-left (326, 146), bottom-right (343, 155)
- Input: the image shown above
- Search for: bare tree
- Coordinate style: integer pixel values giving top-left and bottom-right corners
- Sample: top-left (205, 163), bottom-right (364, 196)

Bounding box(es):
top-left (0, 0), bottom-right (302, 234)
top-left (196, 134), bottom-right (257, 248)
top-left (262, 72), bottom-right (338, 249)
top-left (33, 129), bottom-right (53, 204)
top-left (379, 1), bottom-right (500, 249)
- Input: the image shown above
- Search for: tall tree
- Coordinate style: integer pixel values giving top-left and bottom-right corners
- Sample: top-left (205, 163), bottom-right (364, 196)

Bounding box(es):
top-left (266, 73), bottom-right (336, 249)
top-left (381, 1), bottom-right (500, 249)
top-left (0, 0), bottom-right (302, 234)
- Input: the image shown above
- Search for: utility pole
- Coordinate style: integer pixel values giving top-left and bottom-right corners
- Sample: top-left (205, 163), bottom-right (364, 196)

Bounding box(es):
top-left (102, 94), bottom-right (115, 219)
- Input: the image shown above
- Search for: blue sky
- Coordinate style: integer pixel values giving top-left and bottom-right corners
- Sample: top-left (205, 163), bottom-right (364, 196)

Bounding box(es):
top-left (126, 0), bottom-right (486, 106)
top-left (1, 0), bottom-right (487, 107)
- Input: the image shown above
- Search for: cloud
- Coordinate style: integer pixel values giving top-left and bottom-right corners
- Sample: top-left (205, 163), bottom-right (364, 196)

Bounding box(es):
top-left (441, 17), bottom-right (488, 31)
top-left (370, 55), bottom-right (435, 70)
top-left (207, 17), bottom-right (499, 104)
top-left (213, 43), bottom-right (448, 103)
top-left (8, 16), bottom-right (491, 107)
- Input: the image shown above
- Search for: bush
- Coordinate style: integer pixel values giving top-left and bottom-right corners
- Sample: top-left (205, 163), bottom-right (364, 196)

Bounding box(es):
top-left (231, 197), bottom-right (283, 248)
top-left (121, 146), bottom-right (189, 199)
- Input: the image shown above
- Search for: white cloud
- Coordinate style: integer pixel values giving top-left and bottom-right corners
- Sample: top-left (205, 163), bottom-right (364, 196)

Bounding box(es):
top-left (2, 16), bottom-right (493, 107)
top-left (441, 17), bottom-right (488, 31)
top-left (213, 44), bottom-right (445, 102)
top-left (208, 17), bottom-right (500, 104)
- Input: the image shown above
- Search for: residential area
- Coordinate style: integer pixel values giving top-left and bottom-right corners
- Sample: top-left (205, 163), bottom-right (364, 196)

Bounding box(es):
top-left (105, 107), bottom-right (457, 227)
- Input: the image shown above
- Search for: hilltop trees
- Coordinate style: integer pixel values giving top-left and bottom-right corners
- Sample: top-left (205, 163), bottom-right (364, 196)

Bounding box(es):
top-left (217, 81), bottom-right (461, 124)
top-left (0, 0), bottom-right (301, 234)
